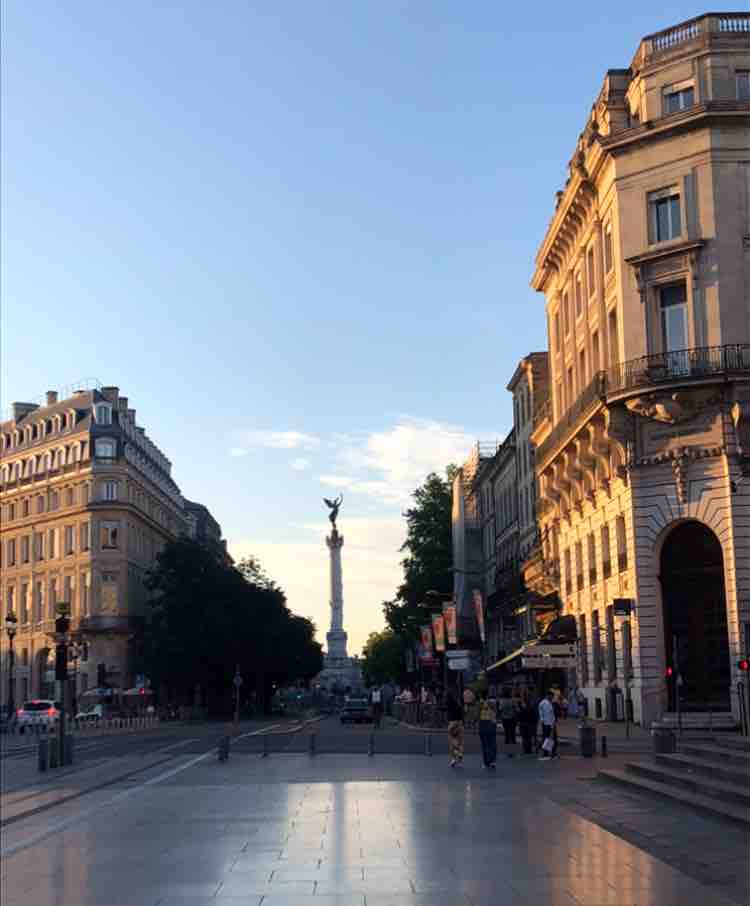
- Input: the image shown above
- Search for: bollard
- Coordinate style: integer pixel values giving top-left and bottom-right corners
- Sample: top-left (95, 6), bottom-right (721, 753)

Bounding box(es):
top-left (601, 735), bottom-right (608, 758)
top-left (425, 733), bottom-right (432, 757)
top-left (218, 735), bottom-right (230, 762)
top-left (262, 733), bottom-right (269, 758)
top-left (65, 734), bottom-right (74, 766)
top-left (38, 737), bottom-right (48, 772)
top-left (309, 731), bottom-right (316, 756)
top-left (49, 738), bottom-right (59, 769)
top-left (368, 732), bottom-right (375, 757)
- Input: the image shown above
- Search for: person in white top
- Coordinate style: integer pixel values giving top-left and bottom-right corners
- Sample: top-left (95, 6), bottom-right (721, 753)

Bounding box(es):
top-left (370, 686), bottom-right (383, 728)
top-left (538, 690), bottom-right (557, 760)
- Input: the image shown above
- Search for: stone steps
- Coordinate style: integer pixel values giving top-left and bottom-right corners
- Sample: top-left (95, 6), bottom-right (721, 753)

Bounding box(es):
top-left (599, 734), bottom-right (750, 826)
top-left (652, 712), bottom-right (738, 731)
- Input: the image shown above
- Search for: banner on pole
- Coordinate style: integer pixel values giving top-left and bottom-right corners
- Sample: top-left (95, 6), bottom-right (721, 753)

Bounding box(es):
top-left (420, 624), bottom-right (434, 659)
top-left (431, 614), bottom-right (446, 652)
top-left (442, 600), bottom-right (458, 646)
top-left (473, 588), bottom-right (486, 644)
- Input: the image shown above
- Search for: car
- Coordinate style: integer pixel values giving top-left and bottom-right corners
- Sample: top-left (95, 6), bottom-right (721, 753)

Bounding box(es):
top-left (16, 700), bottom-right (62, 733)
top-left (75, 704), bottom-right (106, 723)
top-left (340, 697), bottom-right (372, 724)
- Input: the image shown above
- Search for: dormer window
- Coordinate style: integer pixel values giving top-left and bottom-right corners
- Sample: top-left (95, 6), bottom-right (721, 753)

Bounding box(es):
top-left (95, 404), bottom-right (112, 425)
top-left (663, 83), bottom-right (694, 115)
top-left (95, 438), bottom-right (116, 459)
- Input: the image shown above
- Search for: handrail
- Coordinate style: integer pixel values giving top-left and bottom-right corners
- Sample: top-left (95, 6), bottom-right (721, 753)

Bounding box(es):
top-left (607, 343), bottom-right (750, 395)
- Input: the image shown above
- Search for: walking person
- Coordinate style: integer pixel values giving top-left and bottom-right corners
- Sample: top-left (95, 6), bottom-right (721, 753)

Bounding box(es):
top-left (370, 685), bottom-right (383, 729)
top-left (478, 691), bottom-right (497, 769)
top-left (518, 689), bottom-right (537, 756)
top-left (498, 687), bottom-right (517, 757)
top-left (445, 689), bottom-right (464, 768)
top-left (538, 689), bottom-right (558, 760)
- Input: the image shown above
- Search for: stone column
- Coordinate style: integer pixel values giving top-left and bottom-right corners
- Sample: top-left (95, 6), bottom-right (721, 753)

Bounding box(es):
top-left (326, 529), bottom-right (348, 659)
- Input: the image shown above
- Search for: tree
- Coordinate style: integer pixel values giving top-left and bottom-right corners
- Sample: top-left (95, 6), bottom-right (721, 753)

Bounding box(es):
top-left (143, 538), bottom-right (322, 714)
top-left (383, 466), bottom-right (457, 643)
top-left (361, 629), bottom-right (406, 686)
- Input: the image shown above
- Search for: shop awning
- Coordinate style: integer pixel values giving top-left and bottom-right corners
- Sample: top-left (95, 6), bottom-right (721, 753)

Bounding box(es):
top-left (486, 645), bottom-right (525, 672)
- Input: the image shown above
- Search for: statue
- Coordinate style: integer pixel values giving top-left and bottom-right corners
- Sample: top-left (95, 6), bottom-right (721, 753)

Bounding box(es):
top-left (323, 494), bottom-right (343, 528)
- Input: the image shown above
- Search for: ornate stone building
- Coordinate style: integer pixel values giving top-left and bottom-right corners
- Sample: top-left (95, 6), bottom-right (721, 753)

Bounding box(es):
top-left (0, 385), bottom-right (186, 705)
top-left (527, 13), bottom-right (750, 726)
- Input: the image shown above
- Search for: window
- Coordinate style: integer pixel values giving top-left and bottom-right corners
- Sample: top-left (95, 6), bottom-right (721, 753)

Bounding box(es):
top-left (48, 528), bottom-right (57, 559)
top-left (587, 534), bottom-right (597, 584)
top-left (664, 85), bottom-right (694, 114)
top-left (563, 293), bottom-right (570, 335)
top-left (575, 273), bottom-right (583, 317)
top-left (592, 330), bottom-right (600, 373)
top-left (575, 542), bottom-right (583, 591)
top-left (622, 619), bottom-right (633, 681)
top-left (64, 525), bottom-right (75, 555)
top-left (608, 310), bottom-right (619, 366)
top-left (20, 583), bottom-right (29, 624)
top-left (49, 578), bottom-right (57, 618)
top-left (34, 581), bottom-right (43, 623)
top-left (63, 575), bottom-right (74, 611)
top-left (604, 226), bottom-right (613, 273)
top-left (80, 522), bottom-right (90, 551)
top-left (579, 615), bottom-right (589, 685)
top-left (49, 490), bottom-right (59, 511)
top-left (95, 404), bottom-right (112, 425)
top-left (660, 284), bottom-right (689, 371)
top-left (567, 366), bottom-right (574, 404)
top-left (579, 348), bottom-right (586, 386)
top-left (556, 381), bottom-right (563, 417)
top-left (103, 480), bottom-right (118, 501)
top-left (66, 487), bottom-right (74, 507)
top-left (21, 536), bottom-right (30, 563)
top-left (738, 71), bottom-right (750, 100)
top-left (7, 585), bottom-right (15, 613)
top-left (81, 573), bottom-right (90, 616)
top-left (606, 605), bottom-right (617, 680)
top-left (650, 188), bottom-right (681, 242)
top-left (587, 245), bottom-right (596, 297)
top-left (95, 438), bottom-right (116, 459)
top-left (100, 521), bottom-right (119, 549)
top-left (616, 515), bottom-right (628, 572)
top-left (81, 483), bottom-right (90, 504)
top-left (555, 311), bottom-right (561, 351)
top-left (36, 495), bottom-right (45, 514)
top-left (9, 502), bottom-right (15, 521)
top-left (7, 538), bottom-right (16, 566)
top-left (601, 525), bottom-right (612, 579)
top-left (564, 549), bottom-right (572, 598)
top-left (22, 498), bottom-right (29, 517)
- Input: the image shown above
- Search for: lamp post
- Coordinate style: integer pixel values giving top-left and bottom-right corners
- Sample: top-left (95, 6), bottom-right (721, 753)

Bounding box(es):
top-left (5, 611), bottom-right (18, 723)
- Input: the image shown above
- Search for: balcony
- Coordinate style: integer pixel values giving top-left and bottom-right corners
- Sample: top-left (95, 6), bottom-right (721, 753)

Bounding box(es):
top-left (608, 344), bottom-right (750, 398)
top-left (535, 372), bottom-right (607, 469)
top-left (633, 14), bottom-right (750, 68)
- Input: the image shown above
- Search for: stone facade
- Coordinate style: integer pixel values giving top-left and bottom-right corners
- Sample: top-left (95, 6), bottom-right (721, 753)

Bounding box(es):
top-left (0, 385), bottom-right (186, 705)
top-left (527, 13), bottom-right (750, 726)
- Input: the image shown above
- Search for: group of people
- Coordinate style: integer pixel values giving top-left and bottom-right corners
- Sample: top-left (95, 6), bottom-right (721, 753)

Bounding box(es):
top-left (444, 687), bottom-right (560, 768)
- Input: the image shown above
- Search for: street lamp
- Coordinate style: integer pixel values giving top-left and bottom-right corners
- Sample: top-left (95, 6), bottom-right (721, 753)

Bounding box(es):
top-left (5, 611), bottom-right (18, 722)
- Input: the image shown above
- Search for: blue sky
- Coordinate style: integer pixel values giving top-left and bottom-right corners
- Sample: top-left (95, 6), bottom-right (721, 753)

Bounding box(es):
top-left (1, 1), bottom-right (716, 651)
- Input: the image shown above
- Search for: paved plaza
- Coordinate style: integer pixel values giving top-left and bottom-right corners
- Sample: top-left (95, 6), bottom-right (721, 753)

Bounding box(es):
top-left (1, 718), bottom-right (748, 906)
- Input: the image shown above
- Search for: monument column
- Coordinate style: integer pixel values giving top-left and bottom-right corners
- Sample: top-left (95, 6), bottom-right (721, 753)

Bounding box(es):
top-left (326, 528), bottom-right (348, 660)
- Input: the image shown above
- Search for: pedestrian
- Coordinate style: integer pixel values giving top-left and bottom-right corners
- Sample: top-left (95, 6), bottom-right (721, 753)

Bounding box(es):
top-left (445, 689), bottom-right (464, 768)
top-left (567, 687), bottom-right (580, 719)
top-left (370, 685), bottom-right (383, 728)
top-left (498, 687), bottom-right (517, 755)
top-left (538, 689), bottom-right (558, 760)
top-left (518, 689), bottom-right (537, 756)
top-left (478, 690), bottom-right (497, 769)
top-left (463, 686), bottom-right (477, 729)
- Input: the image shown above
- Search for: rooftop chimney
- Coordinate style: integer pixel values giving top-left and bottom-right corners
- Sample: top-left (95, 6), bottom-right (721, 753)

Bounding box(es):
top-left (46, 391), bottom-right (58, 406)
top-left (127, 408), bottom-right (136, 423)
top-left (100, 386), bottom-right (119, 405)
top-left (118, 397), bottom-right (128, 412)
top-left (12, 402), bottom-right (39, 422)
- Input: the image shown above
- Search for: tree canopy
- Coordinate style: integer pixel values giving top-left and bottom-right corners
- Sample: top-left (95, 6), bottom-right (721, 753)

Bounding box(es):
top-left (142, 537), bottom-right (322, 713)
top-left (361, 629), bottom-right (407, 687)
top-left (382, 466), bottom-right (456, 643)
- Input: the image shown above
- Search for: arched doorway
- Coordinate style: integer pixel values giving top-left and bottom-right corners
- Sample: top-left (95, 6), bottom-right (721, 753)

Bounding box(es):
top-left (660, 521), bottom-right (730, 710)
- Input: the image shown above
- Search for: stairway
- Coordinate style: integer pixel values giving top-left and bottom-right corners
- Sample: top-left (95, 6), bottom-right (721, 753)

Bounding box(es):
top-left (652, 711), bottom-right (738, 732)
top-left (600, 735), bottom-right (750, 826)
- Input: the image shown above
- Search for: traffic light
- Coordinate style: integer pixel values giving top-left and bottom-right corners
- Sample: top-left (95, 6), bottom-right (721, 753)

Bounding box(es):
top-left (738, 658), bottom-right (750, 672)
top-left (55, 644), bottom-right (68, 681)
top-left (665, 666), bottom-right (674, 678)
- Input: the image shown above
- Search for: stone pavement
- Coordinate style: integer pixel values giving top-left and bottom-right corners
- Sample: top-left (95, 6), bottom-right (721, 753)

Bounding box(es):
top-left (2, 740), bottom-right (748, 906)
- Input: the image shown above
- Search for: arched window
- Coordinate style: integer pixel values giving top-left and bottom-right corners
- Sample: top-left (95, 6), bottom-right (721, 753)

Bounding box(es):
top-left (45, 418), bottom-right (53, 435)
top-left (95, 438), bottom-right (116, 459)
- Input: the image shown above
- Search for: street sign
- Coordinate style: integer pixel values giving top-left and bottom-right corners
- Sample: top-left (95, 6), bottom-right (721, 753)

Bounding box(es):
top-left (448, 658), bottom-right (471, 671)
top-left (524, 643), bottom-right (576, 657)
top-left (446, 649), bottom-right (472, 659)
top-left (522, 655), bottom-right (577, 669)
top-left (233, 674), bottom-right (243, 688)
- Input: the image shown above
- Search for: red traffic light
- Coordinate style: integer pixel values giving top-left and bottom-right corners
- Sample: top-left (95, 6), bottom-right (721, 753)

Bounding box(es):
top-left (738, 658), bottom-right (750, 672)
top-left (665, 666), bottom-right (674, 678)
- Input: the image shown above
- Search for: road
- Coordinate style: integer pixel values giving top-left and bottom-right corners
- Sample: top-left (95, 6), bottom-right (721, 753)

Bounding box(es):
top-left (1, 715), bottom-right (748, 906)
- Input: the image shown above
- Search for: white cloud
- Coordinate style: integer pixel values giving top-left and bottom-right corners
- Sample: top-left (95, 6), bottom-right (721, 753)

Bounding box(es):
top-left (291, 458), bottom-right (310, 471)
top-left (319, 474), bottom-right (355, 488)
top-left (236, 430), bottom-right (320, 452)
top-left (228, 447), bottom-right (248, 458)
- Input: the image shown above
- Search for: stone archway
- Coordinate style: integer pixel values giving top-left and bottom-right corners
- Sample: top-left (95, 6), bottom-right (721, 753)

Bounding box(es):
top-left (660, 520), bottom-right (730, 711)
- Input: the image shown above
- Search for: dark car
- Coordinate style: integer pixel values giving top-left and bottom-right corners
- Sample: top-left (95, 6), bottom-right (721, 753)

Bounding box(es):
top-left (340, 697), bottom-right (372, 724)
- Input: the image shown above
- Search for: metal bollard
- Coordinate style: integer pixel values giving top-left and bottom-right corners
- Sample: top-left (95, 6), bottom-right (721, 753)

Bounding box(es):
top-left (65, 734), bottom-right (74, 766)
top-left (368, 732), bottom-right (375, 757)
top-left (49, 738), bottom-right (59, 769)
top-left (38, 737), bottom-right (48, 772)
top-left (218, 735), bottom-right (230, 762)
top-left (309, 731), bottom-right (316, 756)
top-left (425, 733), bottom-right (432, 757)
top-left (601, 735), bottom-right (608, 757)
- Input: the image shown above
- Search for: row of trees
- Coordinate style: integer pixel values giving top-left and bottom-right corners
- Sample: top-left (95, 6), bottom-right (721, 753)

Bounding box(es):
top-left (361, 468), bottom-right (456, 686)
top-left (141, 537), bottom-right (322, 715)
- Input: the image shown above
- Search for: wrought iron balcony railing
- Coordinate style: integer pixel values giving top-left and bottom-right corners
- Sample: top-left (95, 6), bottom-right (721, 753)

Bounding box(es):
top-left (607, 344), bottom-right (750, 396)
top-left (535, 372), bottom-right (606, 468)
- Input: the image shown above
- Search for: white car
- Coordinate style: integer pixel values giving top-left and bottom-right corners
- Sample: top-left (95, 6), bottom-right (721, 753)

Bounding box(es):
top-left (75, 705), bottom-right (105, 723)
top-left (16, 700), bottom-right (61, 732)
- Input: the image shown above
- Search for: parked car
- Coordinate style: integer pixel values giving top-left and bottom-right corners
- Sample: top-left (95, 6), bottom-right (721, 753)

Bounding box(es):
top-left (75, 704), bottom-right (106, 723)
top-left (16, 700), bottom-right (61, 733)
top-left (340, 697), bottom-right (372, 724)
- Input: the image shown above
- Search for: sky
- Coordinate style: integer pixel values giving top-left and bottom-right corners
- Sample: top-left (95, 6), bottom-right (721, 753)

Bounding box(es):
top-left (1, 1), bottom-right (719, 654)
